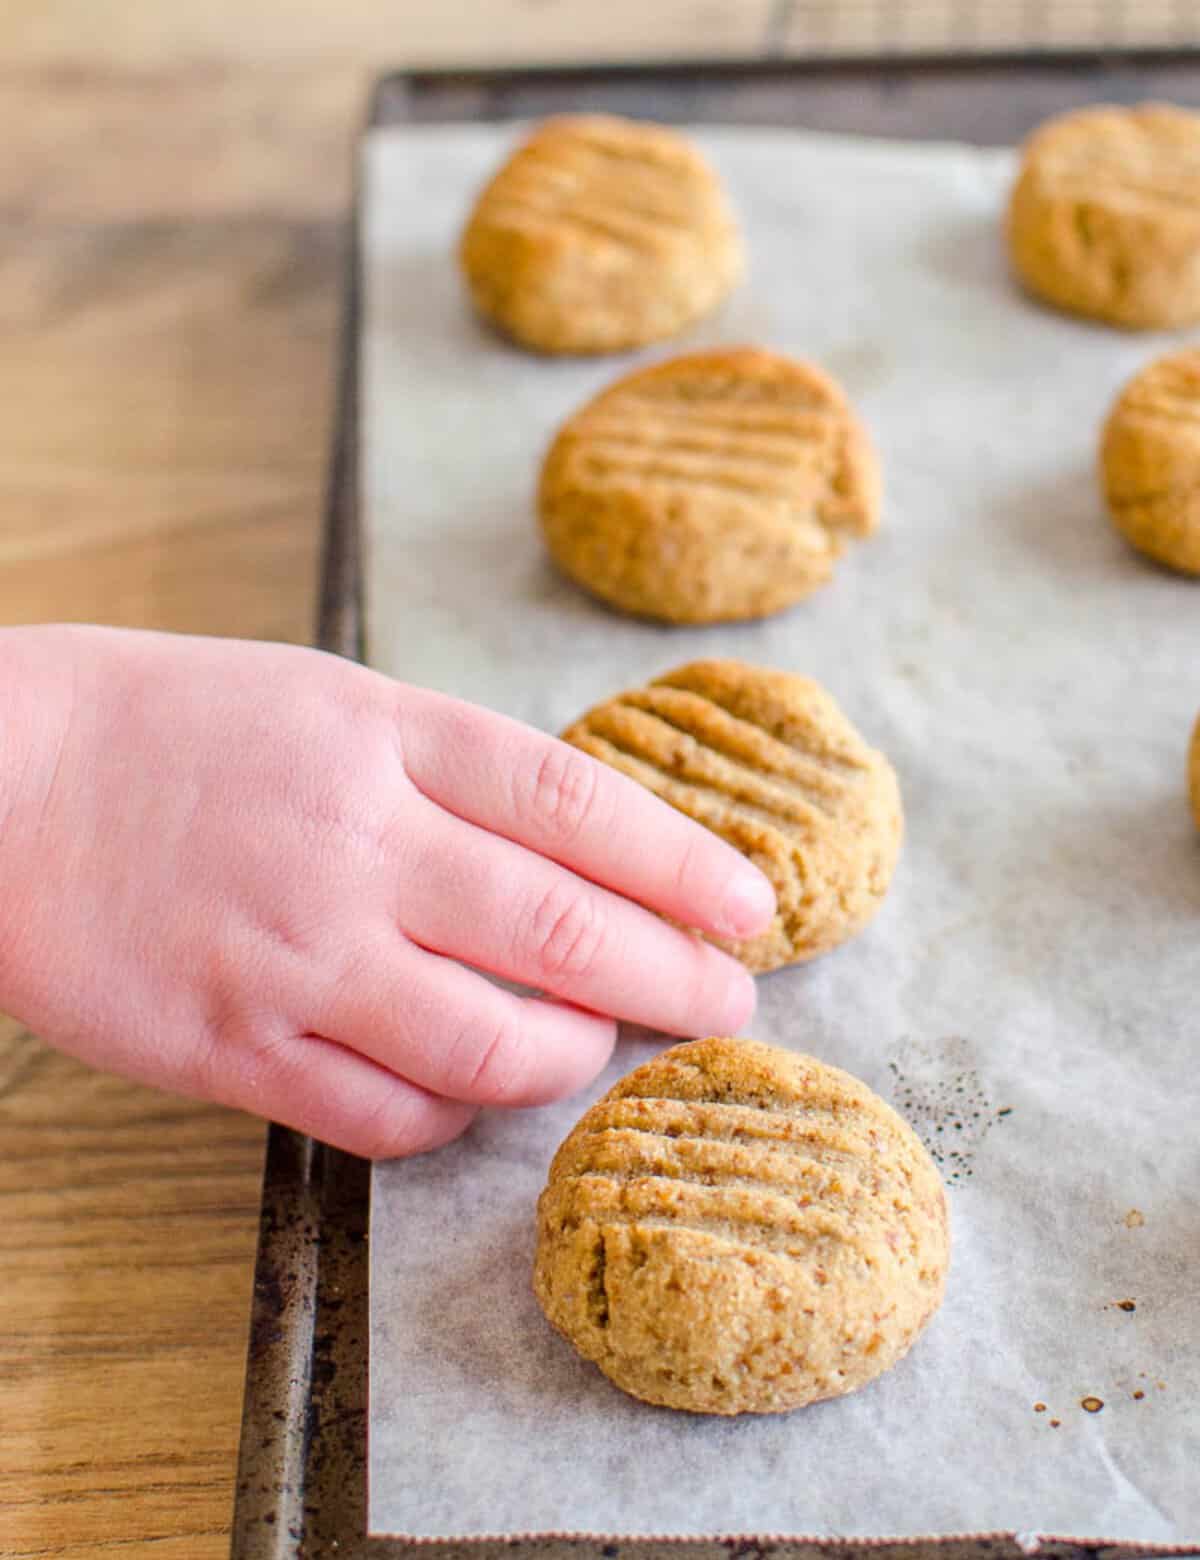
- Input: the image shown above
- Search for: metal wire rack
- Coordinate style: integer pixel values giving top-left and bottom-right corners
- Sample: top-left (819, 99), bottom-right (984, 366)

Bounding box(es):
top-left (773, 0), bottom-right (1200, 57)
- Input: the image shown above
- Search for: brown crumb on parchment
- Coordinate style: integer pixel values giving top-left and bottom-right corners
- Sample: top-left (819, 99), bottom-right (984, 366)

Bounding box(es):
top-left (1116, 1299), bottom-right (1136, 1312)
top-left (1133, 1390), bottom-right (1146, 1400)
top-left (1081, 1396), bottom-right (1105, 1413)
top-left (1034, 1402), bottom-right (1046, 1413)
top-left (1124, 1208), bottom-right (1145, 1228)
top-left (1049, 1418), bottom-right (1061, 1428)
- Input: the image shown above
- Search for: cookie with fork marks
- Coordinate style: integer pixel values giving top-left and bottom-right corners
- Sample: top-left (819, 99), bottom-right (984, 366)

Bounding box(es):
top-left (561, 659), bottom-right (902, 973)
top-left (533, 1037), bottom-right (949, 1415)
top-left (538, 348), bottom-right (880, 623)
top-left (1007, 103), bottom-right (1200, 329)
top-left (459, 115), bottom-right (742, 355)
top-left (1101, 346), bottom-right (1200, 573)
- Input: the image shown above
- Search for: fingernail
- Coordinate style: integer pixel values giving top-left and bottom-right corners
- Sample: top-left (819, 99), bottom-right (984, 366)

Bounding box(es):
top-left (719, 870), bottom-right (776, 937)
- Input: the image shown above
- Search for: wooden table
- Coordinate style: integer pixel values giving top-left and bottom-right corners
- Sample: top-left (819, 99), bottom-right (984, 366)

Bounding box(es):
top-left (4, 5), bottom-right (1199, 1554)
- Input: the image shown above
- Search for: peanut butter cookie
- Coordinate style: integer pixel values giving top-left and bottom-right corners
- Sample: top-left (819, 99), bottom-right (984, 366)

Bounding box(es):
top-left (533, 1037), bottom-right (950, 1416)
top-left (459, 115), bottom-right (742, 355)
top-left (1007, 103), bottom-right (1200, 330)
top-left (1101, 347), bottom-right (1200, 573)
top-left (539, 348), bottom-right (880, 624)
top-left (561, 659), bottom-right (902, 973)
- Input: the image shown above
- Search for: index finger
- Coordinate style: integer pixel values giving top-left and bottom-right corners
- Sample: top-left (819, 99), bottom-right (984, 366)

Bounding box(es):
top-left (398, 688), bottom-right (775, 942)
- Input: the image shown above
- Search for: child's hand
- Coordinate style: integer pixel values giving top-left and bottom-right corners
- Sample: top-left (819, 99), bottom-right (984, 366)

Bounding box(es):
top-left (0, 626), bottom-right (774, 1158)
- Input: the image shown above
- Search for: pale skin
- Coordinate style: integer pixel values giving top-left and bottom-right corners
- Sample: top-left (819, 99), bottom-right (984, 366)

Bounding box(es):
top-left (0, 625), bottom-right (776, 1159)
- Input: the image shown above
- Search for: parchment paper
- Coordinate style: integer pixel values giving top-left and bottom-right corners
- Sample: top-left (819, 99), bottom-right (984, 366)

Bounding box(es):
top-left (362, 124), bottom-right (1200, 1542)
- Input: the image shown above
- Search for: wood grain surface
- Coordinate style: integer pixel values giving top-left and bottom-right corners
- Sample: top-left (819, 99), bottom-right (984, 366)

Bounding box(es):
top-left (3, 3), bottom-right (1196, 1557)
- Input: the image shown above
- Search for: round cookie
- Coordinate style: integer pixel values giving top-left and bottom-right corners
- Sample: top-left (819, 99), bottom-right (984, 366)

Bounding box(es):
top-left (1007, 103), bottom-right (1200, 330)
top-left (533, 1037), bottom-right (950, 1416)
top-left (458, 115), bottom-right (742, 355)
top-left (538, 348), bottom-right (880, 624)
top-left (1101, 347), bottom-right (1200, 573)
top-left (1190, 714), bottom-right (1200, 832)
top-left (561, 659), bottom-right (902, 973)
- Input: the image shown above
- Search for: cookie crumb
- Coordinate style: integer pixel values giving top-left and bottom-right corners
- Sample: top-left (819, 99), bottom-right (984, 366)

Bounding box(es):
top-left (1116, 1299), bottom-right (1136, 1312)
top-left (1124, 1208), bottom-right (1144, 1228)
top-left (997, 1106), bottom-right (1013, 1117)
top-left (1133, 1390), bottom-right (1145, 1400)
top-left (1033, 1402), bottom-right (1046, 1413)
top-left (1049, 1418), bottom-right (1061, 1428)
top-left (1081, 1396), bottom-right (1104, 1413)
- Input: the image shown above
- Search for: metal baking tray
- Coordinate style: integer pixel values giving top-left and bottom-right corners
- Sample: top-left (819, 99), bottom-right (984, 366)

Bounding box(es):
top-left (230, 56), bottom-right (1200, 1560)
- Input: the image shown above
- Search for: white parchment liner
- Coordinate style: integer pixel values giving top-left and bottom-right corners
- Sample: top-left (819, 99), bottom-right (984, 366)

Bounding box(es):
top-left (362, 124), bottom-right (1200, 1541)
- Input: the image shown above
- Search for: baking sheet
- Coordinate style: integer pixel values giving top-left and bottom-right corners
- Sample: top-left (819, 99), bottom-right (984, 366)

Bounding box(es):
top-left (362, 123), bottom-right (1200, 1542)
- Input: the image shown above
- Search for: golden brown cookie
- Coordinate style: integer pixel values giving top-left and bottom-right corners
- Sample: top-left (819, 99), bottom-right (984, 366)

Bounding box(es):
top-left (1189, 714), bottom-right (1200, 832)
top-left (533, 1037), bottom-right (950, 1416)
top-left (458, 115), bottom-right (742, 355)
top-left (1101, 347), bottom-right (1200, 573)
top-left (538, 348), bottom-right (880, 624)
top-left (1007, 103), bottom-right (1200, 330)
top-left (561, 659), bottom-right (901, 973)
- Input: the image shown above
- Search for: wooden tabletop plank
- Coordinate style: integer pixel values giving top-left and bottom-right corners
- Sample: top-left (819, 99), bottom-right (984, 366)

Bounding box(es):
top-left (0, 69), bottom-right (362, 223)
top-left (16, 0), bottom-right (1199, 71)
top-left (0, 1024), bottom-right (266, 1559)
top-left (11, 1), bottom-right (777, 71)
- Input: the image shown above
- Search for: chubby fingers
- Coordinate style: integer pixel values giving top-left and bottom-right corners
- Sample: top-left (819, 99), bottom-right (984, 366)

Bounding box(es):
top-left (399, 688), bottom-right (775, 940)
top-left (198, 1025), bottom-right (479, 1161)
top-left (190, 937), bottom-right (616, 1159)
top-left (398, 807), bottom-right (758, 1039)
top-left (312, 931), bottom-right (617, 1109)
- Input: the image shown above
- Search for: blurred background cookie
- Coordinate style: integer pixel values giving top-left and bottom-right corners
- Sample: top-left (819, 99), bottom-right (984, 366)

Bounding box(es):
top-left (1007, 103), bottom-right (1200, 329)
top-left (539, 347), bottom-right (880, 623)
top-left (562, 659), bottom-right (902, 972)
top-left (459, 114), bottom-right (742, 355)
top-left (533, 1036), bottom-right (950, 1416)
top-left (1101, 347), bottom-right (1200, 573)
